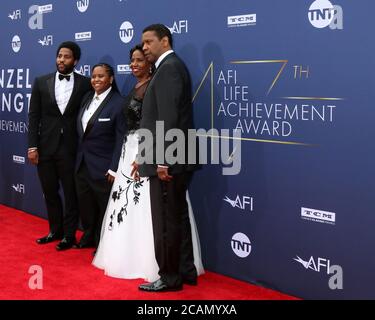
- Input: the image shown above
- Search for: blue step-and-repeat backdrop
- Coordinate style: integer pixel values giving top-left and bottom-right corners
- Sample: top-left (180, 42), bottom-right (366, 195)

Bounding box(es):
top-left (1, 0), bottom-right (374, 299)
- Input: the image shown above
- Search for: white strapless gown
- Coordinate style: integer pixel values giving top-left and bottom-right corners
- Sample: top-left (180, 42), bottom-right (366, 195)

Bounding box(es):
top-left (93, 133), bottom-right (204, 282)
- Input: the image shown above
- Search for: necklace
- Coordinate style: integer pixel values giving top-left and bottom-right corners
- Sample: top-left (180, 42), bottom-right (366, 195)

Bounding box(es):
top-left (135, 77), bottom-right (151, 89)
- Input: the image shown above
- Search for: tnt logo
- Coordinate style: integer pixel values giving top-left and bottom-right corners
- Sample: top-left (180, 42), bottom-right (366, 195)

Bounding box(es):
top-left (11, 35), bottom-right (21, 53)
top-left (167, 20), bottom-right (188, 34)
top-left (231, 232), bottom-right (252, 258)
top-left (8, 10), bottom-right (21, 20)
top-left (12, 183), bottom-right (25, 194)
top-left (308, 0), bottom-right (343, 29)
top-left (75, 65), bottom-right (91, 76)
top-left (77, 0), bottom-right (89, 13)
top-left (38, 35), bottom-right (53, 46)
top-left (119, 21), bottom-right (134, 43)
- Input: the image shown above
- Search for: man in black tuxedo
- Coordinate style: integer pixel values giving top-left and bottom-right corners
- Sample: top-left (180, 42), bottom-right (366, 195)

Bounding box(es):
top-left (28, 41), bottom-right (91, 251)
top-left (135, 24), bottom-right (198, 292)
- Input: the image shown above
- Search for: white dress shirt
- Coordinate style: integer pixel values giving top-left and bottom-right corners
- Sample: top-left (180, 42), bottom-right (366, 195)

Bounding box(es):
top-left (81, 86), bottom-right (112, 132)
top-left (55, 71), bottom-right (74, 115)
top-left (155, 49), bottom-right (174, 169)
top-left (155, 49), bottom-right (174, 69)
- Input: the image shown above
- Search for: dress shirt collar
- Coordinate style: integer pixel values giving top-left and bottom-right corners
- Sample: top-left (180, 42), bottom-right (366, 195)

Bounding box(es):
top-left (94, 86), bottom-right (112, 103)
top-left (155, 50), bottom-right (174, 69)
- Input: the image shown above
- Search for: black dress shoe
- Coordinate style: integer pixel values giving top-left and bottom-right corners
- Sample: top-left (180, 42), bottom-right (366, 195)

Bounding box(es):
top-left (73, 241), bottom-right (95, 249)
top-left (36, 232), bottom-right (63, 244)
top-left (56, 237), bottom-right (76, 251)
top-left (139, 279), bottom-right (182, 292)
top-left (183, 277), bottom-right (197, 286)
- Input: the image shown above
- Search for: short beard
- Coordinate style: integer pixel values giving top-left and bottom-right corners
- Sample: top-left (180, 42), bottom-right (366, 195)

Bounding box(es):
top-left (56, 64), bottom-right (74, 75)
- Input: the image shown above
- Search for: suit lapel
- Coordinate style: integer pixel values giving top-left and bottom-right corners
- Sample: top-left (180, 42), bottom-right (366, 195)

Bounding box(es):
top-left (146, 52), bottom-right (176, 93)
top-left (83, 90), bottom-right (114, 138)
top-left (64, 72), bottom-right (80, 114)
top-left (78, 93), bottom-right (93, 137)
top-left (46, 74), bottom-right (58, 109)
top-left (158, 52), bottom-right (175, 68)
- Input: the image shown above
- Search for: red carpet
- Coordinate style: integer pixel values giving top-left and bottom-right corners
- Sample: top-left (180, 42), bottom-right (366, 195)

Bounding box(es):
top-left (0, 205), bottom-right (297, 300)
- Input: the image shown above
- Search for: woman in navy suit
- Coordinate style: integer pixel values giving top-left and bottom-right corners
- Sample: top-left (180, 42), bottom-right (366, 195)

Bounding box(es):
top-left (74, 63), bottom-right (126, 253)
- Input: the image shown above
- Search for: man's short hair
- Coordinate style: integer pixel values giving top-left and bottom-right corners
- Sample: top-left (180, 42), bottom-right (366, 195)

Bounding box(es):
top-left (143, 24), bottom-right (173, 48)
top-left (56, 41), bottom-right (81, 61)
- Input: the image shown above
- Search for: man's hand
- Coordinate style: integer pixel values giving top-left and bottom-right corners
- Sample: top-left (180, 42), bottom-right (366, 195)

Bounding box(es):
top-left (28, 150), bottom-right (39, 165)
top-left (106, 172), bottom-right (115, 184)
top-left (131, 161), bottom-right (140, 181)
top-left (157, 166), bottom-right (173, 182)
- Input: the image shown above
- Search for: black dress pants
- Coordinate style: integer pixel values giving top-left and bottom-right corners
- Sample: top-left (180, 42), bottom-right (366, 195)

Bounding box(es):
top-left (75, 161), bottom-right (112, 247)
top-left (149, 172), bottom-right (197, 287)
top-left (37, 137), bottom-right (78, 238)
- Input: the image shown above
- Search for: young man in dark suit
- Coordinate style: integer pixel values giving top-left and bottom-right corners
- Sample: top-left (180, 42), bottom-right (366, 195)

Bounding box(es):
top-left (134, 24), bottom-right (198, 292)
top-left (28, 41), bottom-right (91, 251)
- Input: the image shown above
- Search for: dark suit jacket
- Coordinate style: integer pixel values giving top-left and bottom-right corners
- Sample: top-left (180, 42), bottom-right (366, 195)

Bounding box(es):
top-left (28, 72), bottom-right (92, 157)
top-left (75, 89), bottom-right (126, 180)
top-left (138, 52), bottom-right (197, 177)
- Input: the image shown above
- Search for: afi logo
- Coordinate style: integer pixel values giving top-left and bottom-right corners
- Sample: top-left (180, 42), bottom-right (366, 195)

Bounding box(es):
top-left (38, 35), bottom-right (53, 46)
top-left (75, 65), bottom-right (91, 76)
top-left (167, 20), bottom-right (188, 34)
top-left (119, 21), bottom-right (134, 43)
top-left (77, 0), bottom-right (89, 13)
top-left (231, 232), bottom-right (251, 258)
top-left (8, 10), bottom-right (21, 20)
top-left (12, 184), bottom-right (25, 194)
top-left (308, 0), bottom-right (343, 29)
top-left (294, 255), bottom-right (331, 274)
top-left (224, 195), bottom-right (253, 211)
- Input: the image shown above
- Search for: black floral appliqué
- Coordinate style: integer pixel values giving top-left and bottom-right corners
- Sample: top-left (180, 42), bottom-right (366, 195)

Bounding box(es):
top-left (108, 172), bottom-right (145, 230)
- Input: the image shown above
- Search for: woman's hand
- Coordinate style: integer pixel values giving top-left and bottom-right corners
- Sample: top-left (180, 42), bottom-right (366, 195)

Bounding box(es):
top-left (28, 149), bottom-right (39, 165)
top-left (106, 172), bottom-right (115, 184)
top-left (131, 161), bottom-right (140, 181)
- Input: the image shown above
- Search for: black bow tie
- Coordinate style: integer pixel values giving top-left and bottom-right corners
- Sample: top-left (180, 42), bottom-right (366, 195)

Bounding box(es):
top-left (58, 74), bottom-right (71, 81)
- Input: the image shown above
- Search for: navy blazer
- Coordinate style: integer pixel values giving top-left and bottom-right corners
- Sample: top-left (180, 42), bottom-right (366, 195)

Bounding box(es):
top-left (76, 89), bottom-right (126, 180)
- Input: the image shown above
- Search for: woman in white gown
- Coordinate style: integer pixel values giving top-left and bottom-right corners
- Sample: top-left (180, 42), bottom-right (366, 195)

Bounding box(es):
top-left (93, 45), bottom-right (204, 282)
